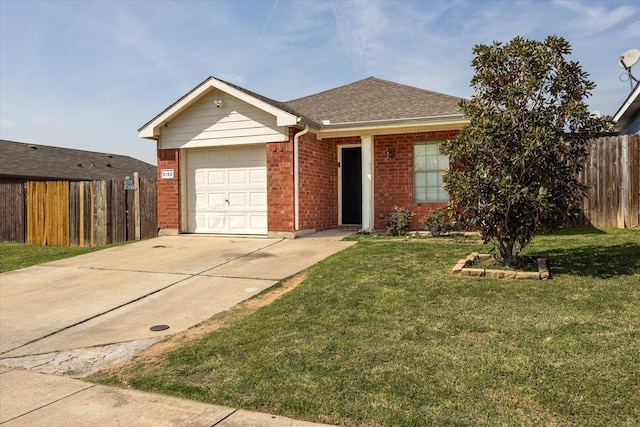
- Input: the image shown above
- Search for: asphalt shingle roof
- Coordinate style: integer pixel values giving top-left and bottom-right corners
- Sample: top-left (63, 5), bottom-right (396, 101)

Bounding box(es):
top-left (140, 76), bottom-right (464, 133)
top-left (0, 140), bottom-right (156, 181)
top-left (284, 77), bottom-right (463, 124)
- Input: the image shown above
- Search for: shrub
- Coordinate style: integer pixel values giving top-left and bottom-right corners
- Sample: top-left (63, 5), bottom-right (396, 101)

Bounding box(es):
top-left (422, 208), bottom-right (454, 237)
top-left (387, 206), bottom-right (415, 236)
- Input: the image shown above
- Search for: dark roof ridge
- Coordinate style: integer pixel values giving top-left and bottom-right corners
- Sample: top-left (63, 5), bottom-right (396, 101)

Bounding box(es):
top-left (364, 76), bottom-right (463, 101)
top-left (284, 76), bottom-right (461, 104)
top-left (283, 76), bottom-right (379, 104)
top-left (282, 76), bottom-right (463, 123)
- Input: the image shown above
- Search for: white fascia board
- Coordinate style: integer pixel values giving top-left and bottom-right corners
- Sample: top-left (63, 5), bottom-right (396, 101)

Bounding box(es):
top-left (138, 78), bottom-right (214, 139)
top-left (138, 77), bottom-right (299, 139)
top-left (613, 83), bottom-right (640, 126)
top-left (318, 115), bottom-right (468, 138)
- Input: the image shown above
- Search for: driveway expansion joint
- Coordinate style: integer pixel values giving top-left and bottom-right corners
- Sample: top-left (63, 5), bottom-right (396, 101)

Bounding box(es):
top-left (0, 380), bottom-right (97, 425)
top-left (211, 408), bottom-right (239, 426)
top-left (0, 275), bottom-right (193, 357)
top-left (196, 238), bottom-right (285, 276)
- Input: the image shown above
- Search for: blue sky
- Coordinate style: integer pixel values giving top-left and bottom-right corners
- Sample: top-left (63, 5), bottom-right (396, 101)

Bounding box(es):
top-left (1, 0), bottom-right (638, 165)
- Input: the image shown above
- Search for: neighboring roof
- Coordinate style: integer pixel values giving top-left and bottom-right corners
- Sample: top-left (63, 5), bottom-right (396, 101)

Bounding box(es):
top-left (0, 140), bottom-right (156, 181)
top-left (284, 77), bottom-right (463, 124)
top-left (613, 81), bottom-right (640, 133)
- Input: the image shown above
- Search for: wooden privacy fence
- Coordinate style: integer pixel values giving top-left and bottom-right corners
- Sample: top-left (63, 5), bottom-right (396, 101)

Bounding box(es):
top-left (0, 181), bottom-right (26, 243)
top-left (572, 134), bottom-right (639, 228)
top-left (1, 174), bottom-right (157, 246)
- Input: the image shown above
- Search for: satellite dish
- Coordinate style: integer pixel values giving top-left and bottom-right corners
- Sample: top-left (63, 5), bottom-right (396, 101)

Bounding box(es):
top-left (619, 48), bottom-right (640, 92)
top-left (619, 48), bottom-right (640, 69)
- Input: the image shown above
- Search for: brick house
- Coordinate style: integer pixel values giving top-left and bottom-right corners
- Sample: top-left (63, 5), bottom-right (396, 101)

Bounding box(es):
top-left (139, 77), bottom-right (467, 237)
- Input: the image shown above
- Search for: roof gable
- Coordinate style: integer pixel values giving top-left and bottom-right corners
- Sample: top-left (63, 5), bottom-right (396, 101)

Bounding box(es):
top-left (0, 140), bottom-right (156, 181)
top-left (284, 77), bottom-right (463, 124)
top-left (139, 77), bottom-right (300, 139)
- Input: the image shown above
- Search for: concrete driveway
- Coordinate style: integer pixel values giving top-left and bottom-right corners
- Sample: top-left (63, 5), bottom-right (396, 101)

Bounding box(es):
top-left (0, 231), bottom-right (355, 375)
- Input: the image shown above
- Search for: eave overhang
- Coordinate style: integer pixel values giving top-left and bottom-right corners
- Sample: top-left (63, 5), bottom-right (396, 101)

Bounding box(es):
top-left (613, 82), bottom-right (640, 132)
top-left (315, 114), bottom-right (468, 138)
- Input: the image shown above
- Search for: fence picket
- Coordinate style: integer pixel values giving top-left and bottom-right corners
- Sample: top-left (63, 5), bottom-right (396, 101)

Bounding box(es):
top-left (567, 134), bottom-right (639, 228)
top-left (0, 182), bottom-right (25, 243)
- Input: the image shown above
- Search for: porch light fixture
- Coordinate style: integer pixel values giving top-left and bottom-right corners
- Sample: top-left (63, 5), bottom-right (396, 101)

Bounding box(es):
top-left (215, 98), bottom-right (224, 108)
top-left (386, 149), bottom-right (397, 158)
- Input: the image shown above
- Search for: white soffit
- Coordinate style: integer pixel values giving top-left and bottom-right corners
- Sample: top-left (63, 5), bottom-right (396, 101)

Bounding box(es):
top-left (613, 83), bottom-right (640, 129)
top-left (317, 115), bottom-right (468, 138)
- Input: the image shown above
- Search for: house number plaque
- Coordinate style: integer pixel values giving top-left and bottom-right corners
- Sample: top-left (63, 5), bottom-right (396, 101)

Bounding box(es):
top-left (161, 169), bottom-right (174, 179)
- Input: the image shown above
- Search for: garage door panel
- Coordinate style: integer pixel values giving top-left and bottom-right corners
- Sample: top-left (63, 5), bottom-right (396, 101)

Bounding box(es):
top-left (250, 215), bottom-right (267, 230)
top-left (227, 215), bottom-right (247, 230)
top-left (207, 214), bottom-right (226, 230)
top-left (249, 169), bottom-right (266, 184)
top-left (195, 193), bottom-right (207, 208)
top-left (208, 170), bottom-right (226, 185)
top-left (228, 192), bottom-right (246, 207)
top-left (187, 146), bottom-right (267, 235)
top-left (208, 193), bottom-right (226, 208)
top-left (191, 214), bottom-right (206, 231)
top-left (250, 192), bottom-right (267, 207)
top-left (228, 169), bottom-right (247, 185)
top-left (194, 170), bottom-right (206, 185)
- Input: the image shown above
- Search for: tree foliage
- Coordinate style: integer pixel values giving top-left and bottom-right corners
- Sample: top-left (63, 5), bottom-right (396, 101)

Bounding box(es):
top-left (442, 36), bottom-right (611, 267)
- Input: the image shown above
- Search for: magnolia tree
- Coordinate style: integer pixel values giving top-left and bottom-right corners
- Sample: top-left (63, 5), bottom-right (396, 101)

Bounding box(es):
top-left (442, 36), bottom-right (610, 267)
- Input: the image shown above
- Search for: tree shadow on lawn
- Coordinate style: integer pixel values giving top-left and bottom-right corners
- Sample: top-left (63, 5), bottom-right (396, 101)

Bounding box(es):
top-left (537, 242), bottom-right (640, 279)
top-left (544, 227), bottom-right (608, 236)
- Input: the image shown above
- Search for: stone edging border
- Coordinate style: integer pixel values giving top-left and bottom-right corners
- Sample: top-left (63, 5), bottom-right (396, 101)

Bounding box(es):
top-left (452, 253), bottom-right (550, 280)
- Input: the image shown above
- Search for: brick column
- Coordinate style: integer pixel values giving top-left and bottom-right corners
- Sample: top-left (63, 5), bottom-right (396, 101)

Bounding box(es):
top-left (267, 134), bottom-right (295, 235)
top-left (157, 148), bottom-right (180, 235)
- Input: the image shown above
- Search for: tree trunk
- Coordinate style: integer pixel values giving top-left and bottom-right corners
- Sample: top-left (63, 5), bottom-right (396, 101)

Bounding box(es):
top-left (502, 244), bottom-right (515, 268)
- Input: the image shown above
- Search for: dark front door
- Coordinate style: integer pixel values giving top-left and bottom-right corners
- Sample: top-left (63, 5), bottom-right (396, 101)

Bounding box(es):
top-left (341, 147), bottom-right (362, 225)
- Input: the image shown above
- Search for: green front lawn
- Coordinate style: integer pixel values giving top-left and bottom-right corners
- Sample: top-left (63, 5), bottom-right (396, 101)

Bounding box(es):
top-left (90, 228), bottom-right (640, 426)
top-left (0, 242), bottom-right (127, 273)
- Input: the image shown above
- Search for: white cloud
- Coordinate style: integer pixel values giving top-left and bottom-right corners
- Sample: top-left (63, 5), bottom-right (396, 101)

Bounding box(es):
top-left (553, 0), bottom-right (637, 34)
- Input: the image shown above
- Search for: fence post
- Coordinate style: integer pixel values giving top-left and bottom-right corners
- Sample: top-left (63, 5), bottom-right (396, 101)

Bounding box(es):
top-left (94, 180), bottom-right (108, 246)
top-left (134, 172), bottom-right (141, 240)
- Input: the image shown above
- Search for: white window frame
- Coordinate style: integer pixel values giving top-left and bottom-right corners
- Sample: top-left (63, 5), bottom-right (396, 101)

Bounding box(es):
top-left (413, 141), bottom-right (449, 203)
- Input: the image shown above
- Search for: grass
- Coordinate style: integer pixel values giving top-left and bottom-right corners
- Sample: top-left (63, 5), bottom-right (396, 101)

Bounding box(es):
top-left (89, 228), bottom-right (640, 426)
top-left (0, 242), bottom-right (128, 273)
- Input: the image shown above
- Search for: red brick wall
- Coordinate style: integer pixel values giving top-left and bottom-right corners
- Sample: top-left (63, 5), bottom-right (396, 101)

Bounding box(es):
top-left (157, 148), bottom-right (180, 230)
top-left (298, 132), bottom-right (339, 231)
top-left (267, 132), bottom-right (295, 232)
top-left (157, 129), bottom-right (459, 234)
top-left (374, 130), bottom-right (459, 230)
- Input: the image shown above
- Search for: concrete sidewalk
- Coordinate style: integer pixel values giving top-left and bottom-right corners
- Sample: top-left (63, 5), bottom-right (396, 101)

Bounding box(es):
top-left (0, 230), bottom-right (352, 426)
top-left (0, 369), bottom-right (333, 426)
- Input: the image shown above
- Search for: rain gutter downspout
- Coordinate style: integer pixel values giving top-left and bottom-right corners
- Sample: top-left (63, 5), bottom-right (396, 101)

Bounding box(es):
top-left (293, 123), bottom-right (309, 231)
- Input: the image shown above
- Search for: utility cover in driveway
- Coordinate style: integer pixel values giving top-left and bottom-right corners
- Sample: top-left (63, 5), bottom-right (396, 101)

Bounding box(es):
top-left (187, 146), bottom-right (267, 235)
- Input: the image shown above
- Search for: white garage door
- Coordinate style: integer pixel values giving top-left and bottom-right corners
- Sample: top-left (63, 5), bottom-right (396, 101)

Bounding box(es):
top-left (187, 146), bottom-right (267, 235)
